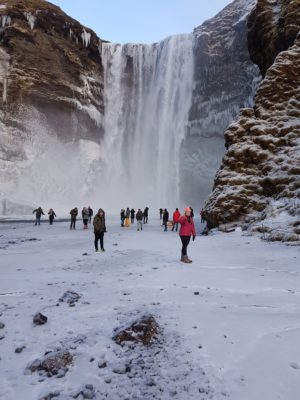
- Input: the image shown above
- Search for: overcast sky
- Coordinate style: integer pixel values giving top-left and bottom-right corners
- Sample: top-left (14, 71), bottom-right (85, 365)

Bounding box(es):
top-left (51, 0), bottom-right (233, 43)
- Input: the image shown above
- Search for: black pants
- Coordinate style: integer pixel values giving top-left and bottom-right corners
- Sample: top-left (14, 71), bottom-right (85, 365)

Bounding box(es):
top-left (70, 218), bottom-right (76, 229)
top-left (49, 216), bottom-right (54, 225)
top-left (131, 217), bottom-right (134, 224)
top-left (95, 232), bottom-right (104, 250)
top-left (144, 216), bottom-right (148, 224)
top-left (35, 217), bottom-right (41, 226)
top-left (180, 236), bottom-right (190, 256)
top-left (172, 222), bottom-right (178, 231)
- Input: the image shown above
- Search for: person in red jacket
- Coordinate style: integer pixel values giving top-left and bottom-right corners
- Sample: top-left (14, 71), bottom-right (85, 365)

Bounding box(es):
top-left (178, 207), bottom-right (196, 263)
top-left (172, 208), bottom-right (181, 232)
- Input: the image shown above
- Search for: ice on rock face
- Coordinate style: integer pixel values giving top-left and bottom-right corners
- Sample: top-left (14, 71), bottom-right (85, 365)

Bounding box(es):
top-left (24, 12), bottom-right (36, 30)
top-left (0, 15), bottom-right (11, 30)
top-left (81, 29), bottom-right (91, 48)
top-left (0, 47), bottom-right (10, 104)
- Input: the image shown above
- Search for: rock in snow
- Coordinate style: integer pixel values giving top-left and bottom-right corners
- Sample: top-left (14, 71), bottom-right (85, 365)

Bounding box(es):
top-left (113, 315), bottom-right (159, 346)
top-left (33, 312), bottom-right (48, 325)
top-left (27, 350), bottom-right (73, 377)
top-left (59, 290), bottom-right (81, 307)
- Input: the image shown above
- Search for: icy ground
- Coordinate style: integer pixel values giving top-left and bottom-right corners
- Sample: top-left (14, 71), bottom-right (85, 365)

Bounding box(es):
top-left (0, 217), bottom-right (299, 400)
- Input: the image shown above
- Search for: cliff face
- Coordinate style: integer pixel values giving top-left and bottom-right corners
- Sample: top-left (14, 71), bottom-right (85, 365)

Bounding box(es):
top-left (248, 0), bottom-right (300, 75)
top-left (0, 0), bottom-right (104, 138)
top-left (0, 0), bottom-right (105, 211)
top-left (203, 0), bottom-right (300, 241)
top-left (180, 0), bottom-right (260, 206)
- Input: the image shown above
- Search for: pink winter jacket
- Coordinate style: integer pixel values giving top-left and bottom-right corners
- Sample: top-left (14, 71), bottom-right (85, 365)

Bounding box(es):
top-left (178, 215), bottom-right (196, 237)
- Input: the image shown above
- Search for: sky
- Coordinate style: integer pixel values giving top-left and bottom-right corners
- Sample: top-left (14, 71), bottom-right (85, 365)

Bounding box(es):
top-left (51, 0), bottom-right (233, 44)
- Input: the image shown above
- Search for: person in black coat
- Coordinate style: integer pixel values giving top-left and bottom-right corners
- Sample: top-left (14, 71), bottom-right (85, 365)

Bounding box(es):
top-left (33, 207), bottom-right (45, 226)
top-left (163, 209), bottom-right (169, 232)
top-left (120, 209), bottom-right (125, 227)
top-left (143, 207), bottom-right (149, 224)
top-left (130, 208), bottom-right (135, 224)
top-left (88, 206), bottom-right (93, 223)
top-left (159, 208), bottom-right (163, 220)
top-left (48, 208), bottom-right (56, 225)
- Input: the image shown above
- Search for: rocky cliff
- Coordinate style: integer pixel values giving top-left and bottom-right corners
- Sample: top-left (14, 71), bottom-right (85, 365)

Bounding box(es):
top-left (180, 0), bottom-right (260, 205)
top-left (203, 0), bottom-right (300, 241)
top-left (0, 0), bottom-right (105, 212)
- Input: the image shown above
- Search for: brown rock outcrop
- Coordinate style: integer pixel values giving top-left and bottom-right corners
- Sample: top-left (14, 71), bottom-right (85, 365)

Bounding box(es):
top-left (203, 0), bottom-right (300, 240)
top-left (0, 0), bottom-right (104, 141)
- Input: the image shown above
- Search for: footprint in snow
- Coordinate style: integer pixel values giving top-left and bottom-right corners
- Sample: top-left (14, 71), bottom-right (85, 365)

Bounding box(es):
top-left (290, 362), bottom-right (300, 370)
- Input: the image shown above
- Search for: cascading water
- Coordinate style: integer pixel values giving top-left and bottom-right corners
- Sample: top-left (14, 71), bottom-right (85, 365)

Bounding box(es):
top-left (100, 34), bottom-right (194, 208)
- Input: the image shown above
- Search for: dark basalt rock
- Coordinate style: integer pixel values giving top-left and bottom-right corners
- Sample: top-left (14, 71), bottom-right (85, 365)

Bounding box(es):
top-left (33, 312), bottom-right (48, 325)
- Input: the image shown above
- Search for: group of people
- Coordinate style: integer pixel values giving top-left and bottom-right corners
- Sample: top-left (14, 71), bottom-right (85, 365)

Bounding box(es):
top-left (32, 207), bottom-right (56, 226)
top-left (160, 206), bottom-right (194, 232)
top-left (32, 204), bottom-right (201, 264)
top-left (120, 207), bottom-right (149, 229)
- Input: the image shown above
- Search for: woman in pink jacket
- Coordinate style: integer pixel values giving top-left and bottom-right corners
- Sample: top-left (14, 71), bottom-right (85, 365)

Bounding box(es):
top-left (178, 207), bottom-right (196, 263)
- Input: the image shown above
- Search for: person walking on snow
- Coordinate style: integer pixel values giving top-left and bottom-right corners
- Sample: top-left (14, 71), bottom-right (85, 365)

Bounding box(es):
top-left (70, 207), bottom-right (78, 230)
top-left (136, 209), bottom-right (143, 231)
top-left (144, 207), bottom-right (149, 224)
top-left (163, 208), bottom-right (169, 232)
top-left (33, 207), bottom-right (45, 226)
top-left (189, 206), bottom-right (194, 218)
top-left (172, 208), bottom-right (181, 232)
top-left (130, 208), bottom-right (135, 224)
top-left (120, 209), bottom-right (125, 227)
top-left (88, 206), bottom-right (93, 223)
top-left (178, 207), bottom-right (196, 263)
top-left (93, 208), bottom-right (106, 252)
top-left (159, 208), bottom-right (163, 220)
top-left (48, 208), bottom-right (56, 225)
top-left (82, 207), bottom-right (89, 229)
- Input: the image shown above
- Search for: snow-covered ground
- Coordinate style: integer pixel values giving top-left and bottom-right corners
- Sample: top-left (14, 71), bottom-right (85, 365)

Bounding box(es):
top-left (0, 217), bottom-right (299, 400)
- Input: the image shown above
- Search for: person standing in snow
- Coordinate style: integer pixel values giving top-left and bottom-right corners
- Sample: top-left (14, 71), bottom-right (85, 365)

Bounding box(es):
top-left (32, 207), bottom-right (45, 226)
top-left (159, 208), bottom-right (163, 220)
top-left (70, 207), bottom-right (78, 230)
top-left (189, 206), bottom-right (194, 218)
top-left (130, 208), bottom-right (135, 224)
top-left (93, 208), bottom-right (106, 252)
top-left (143, 207), bottom-right (149, 224)
top-left (125, 208), bottom-right (131, 227)
top-left (82, 207), bottom-right (89, 229)
top-left (48, 208), bottom-right (56, 225)
top-left (120, 209), bottom-right (125, 227)
top-left (88, 206), bottom-right (93, 223)
top-left (178, 207), bottom-right (196, 263)
top-left (136, 209), bottom-right (143, 231)
top-left (163, 208), bottom-right (169, 232)
top-left (172, 208), bottom-right (181, 232)
top-left (200, 208), bottom-right (205, 223)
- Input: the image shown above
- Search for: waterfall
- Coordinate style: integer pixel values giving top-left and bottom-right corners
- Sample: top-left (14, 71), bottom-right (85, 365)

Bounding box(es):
top-left (101, 34), bottom-right (194, 208)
